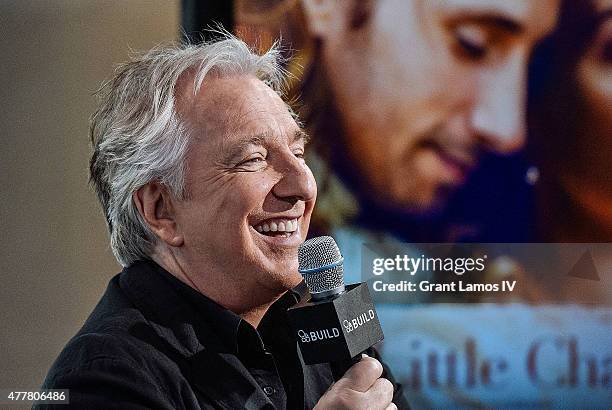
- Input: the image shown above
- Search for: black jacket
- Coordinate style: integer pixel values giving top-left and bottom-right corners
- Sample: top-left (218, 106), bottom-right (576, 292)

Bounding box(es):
top-left (36, 261), bottom-right (407, 409)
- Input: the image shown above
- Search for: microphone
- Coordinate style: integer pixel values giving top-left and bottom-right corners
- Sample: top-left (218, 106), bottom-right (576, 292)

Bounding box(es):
top-left (287, 236), bottom-right (384, 380)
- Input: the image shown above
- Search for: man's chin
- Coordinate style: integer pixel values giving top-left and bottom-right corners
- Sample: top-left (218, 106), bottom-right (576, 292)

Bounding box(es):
top-left (261, 269), bottom-right (302, 294)
top-left (371, 184), bottom-right (451, 217)
top-left (411, 189), bottom-right (452, 217)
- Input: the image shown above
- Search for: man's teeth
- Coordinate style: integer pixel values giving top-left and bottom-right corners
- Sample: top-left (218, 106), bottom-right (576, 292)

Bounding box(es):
top-left (255, 219), bottom-right (298, 233)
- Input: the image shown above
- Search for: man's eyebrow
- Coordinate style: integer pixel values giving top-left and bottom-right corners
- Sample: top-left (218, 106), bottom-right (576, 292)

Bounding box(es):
top-left (475, 14), bottom-right (523, 34)
top-left (293, 129), bottom-right (311, 146)
top-left (220, 134), bottom-right (267, 164)
top-left (450, 12), bottom-right (524, 35)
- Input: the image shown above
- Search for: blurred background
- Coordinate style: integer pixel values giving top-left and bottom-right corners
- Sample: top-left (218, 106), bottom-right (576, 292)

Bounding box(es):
top-left (0, 0), bottom-right (180, 398)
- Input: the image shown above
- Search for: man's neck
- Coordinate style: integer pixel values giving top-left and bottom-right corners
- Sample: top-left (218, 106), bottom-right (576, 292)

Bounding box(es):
top-left (239, 297), bottom-right (281, 328)
top-left (150, 250), bottom-right (281, 328)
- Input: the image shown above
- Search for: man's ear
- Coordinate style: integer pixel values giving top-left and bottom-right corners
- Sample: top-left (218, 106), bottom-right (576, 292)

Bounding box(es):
top-left (132, 182), bottom-right (184, 247)
top-left (301, 0), bottom-right (373, 37)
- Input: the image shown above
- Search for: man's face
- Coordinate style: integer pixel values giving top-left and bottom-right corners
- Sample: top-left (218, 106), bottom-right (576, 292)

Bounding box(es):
top-left (174, 74), bottom-right (316, 294)
top-left (316, 0), bottom-right (559, 212)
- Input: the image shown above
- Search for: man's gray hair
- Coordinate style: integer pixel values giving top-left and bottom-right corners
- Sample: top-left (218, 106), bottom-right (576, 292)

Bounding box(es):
top-left (89, 34), bottom-right (286, 266)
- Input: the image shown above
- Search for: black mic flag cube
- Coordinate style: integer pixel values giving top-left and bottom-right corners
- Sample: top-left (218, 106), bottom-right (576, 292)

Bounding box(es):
top-left (287, 283), bottom-right (384, 365)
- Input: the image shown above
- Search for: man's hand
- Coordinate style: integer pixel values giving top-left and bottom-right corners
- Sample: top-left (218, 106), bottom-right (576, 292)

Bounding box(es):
top-left (314, 355), bottom-right (396, 410)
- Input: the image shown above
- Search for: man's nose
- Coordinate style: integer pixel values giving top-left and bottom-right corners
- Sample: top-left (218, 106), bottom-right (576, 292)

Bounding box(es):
top-left (272, 155), bottom-right (317, 203)
top-left (470, 59), bottom-right (527, 154)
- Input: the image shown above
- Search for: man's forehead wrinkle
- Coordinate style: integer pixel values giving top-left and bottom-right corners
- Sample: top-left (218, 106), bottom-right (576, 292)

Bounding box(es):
top-left (188, 75), bottom-right (289, 139)
top-left (226, 101), bottom-right (272, 136)
top-left (187, 89), bottom-right (247, 156)
top-left (224, 102), bottom-right (297, 145)
top-left (185, 74), bottom-right (303, 162)
top-left (176, 69), bottom-right (226, 124)
top-left (185, 74), bottom-right (244, 121)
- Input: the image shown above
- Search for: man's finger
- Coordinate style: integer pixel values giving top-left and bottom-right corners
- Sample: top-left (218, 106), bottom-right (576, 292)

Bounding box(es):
top-left (338, 356), bottom-right (384, 392)
top-left (366, 377), bottom-right (394, 409)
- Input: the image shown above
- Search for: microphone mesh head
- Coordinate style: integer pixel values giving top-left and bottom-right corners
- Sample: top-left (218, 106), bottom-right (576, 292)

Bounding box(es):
top-left (298, 236), bottom-right (345, 294)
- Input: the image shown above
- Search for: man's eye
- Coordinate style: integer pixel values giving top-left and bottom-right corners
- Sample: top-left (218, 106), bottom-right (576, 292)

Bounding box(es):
top-left (237, 155), bottom-right (266, 168)
top-left (453, 25), bottom-right (489, 61)
top-left (294, 151), bottom-right (305, 159)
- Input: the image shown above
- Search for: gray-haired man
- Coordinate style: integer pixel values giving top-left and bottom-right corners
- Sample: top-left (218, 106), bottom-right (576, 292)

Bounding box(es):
top-left (36, 36), bottom-right (404, 409)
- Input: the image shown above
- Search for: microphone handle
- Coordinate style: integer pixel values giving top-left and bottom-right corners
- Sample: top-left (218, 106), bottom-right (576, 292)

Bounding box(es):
top-left (330, 355), bottom-right (361, 381)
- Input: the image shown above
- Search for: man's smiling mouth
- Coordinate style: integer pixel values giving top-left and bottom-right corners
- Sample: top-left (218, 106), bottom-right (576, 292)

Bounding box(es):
top-left (253, 218), bottom-right (299, 237)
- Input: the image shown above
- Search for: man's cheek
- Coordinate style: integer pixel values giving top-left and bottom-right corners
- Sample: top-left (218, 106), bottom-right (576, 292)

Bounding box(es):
top-left (252, 174), bottom-right (276, 193)
top-left (214, 182), bottom-right (258, 209)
